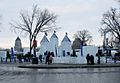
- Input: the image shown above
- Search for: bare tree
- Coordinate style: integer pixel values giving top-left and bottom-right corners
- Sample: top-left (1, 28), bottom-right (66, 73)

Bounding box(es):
top-left (11, 5), bottom-right (57, 55)
top-left (101, 8), bottom-right (120, 50)
top-left (99, 28), bottom-right (114, 47)
top-left (74, 30), bottom-right (92, 46)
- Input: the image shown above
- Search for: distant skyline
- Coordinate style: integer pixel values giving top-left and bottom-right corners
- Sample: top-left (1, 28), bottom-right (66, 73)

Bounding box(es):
top-left (0, 0), bottom-right (119, 48)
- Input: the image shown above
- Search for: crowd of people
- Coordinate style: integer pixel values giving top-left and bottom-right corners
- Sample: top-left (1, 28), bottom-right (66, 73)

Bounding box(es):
top-left (45, 51), bottom-right (54, 64)
top-left (38, 51), bottom-right (54, 64)
top-left (1, 50), bottom-right (97, 65)
top-left (86, 53), bottom-right (94, 65)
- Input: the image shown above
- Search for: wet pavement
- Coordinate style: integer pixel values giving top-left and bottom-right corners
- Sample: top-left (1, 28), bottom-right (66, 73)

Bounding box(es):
top-left (0, 64), bottom-right (120, 83)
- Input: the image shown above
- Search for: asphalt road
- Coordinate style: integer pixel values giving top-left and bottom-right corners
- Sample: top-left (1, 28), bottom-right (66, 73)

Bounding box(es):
top-left (0, 64), bottom-right (120, 83)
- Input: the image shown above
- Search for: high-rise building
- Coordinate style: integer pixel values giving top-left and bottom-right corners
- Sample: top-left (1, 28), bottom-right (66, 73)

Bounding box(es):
top-left (14, 37), bottom-right (23, 52)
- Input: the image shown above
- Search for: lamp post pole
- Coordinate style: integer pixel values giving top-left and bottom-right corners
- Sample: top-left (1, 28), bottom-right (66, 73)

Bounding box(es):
top-left (80, 42), bottom-right (83, 56)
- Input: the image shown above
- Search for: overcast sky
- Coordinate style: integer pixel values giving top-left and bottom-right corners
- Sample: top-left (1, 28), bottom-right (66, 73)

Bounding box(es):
top-left (0, 0), bottom-right (119, 48)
